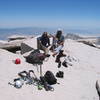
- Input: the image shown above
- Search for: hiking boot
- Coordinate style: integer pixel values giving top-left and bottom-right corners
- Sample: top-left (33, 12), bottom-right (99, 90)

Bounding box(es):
top-left (58, 62), bottom-right (61, 68)
top-left (62, 61), bottom-right (68, 68)
top-left (55, 55), bottom-right (60, 63)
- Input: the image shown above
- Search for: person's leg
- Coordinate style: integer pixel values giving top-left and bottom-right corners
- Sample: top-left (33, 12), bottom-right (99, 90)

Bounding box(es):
top-left (52, 45), bottom-right (63, 57)
top-left (40, 44), bottom-right (49, 55)
top-left (55, 45), bottom-right (63, 53)
top-left (37, 37), bottom-right (50, 55)
top-left (43, 46), bottom-right (49, 55)
top-left (37, 38), bottom-right (49, 54)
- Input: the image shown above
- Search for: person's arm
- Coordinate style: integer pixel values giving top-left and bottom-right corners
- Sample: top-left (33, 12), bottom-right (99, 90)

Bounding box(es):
top-left (49, 34), bottom-right (54, 38)
top-left (58, 36), bottom-right (65, 45)
top-left (47, 37), bottom-right (50, 47)
top-left (59, 41), bottom-right (64, 45)
top-left (37, 37), bottom-right (42, 46)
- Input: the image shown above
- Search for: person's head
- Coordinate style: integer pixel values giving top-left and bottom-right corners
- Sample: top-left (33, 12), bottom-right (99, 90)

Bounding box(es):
top-left (42, 32), bottom-right (48, 37)
top-left (56, 30), bottom-right (62, 39)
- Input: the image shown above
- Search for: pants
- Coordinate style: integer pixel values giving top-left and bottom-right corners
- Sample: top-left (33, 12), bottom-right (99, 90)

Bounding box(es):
top-left (37, 38), bottom-right (49, 54)
top-left (54, 45), bottom-right (63, 54)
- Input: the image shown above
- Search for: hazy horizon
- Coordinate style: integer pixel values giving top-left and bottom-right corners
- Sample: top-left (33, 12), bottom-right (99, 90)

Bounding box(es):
top-left (0, 27), bottom-right (100, 40)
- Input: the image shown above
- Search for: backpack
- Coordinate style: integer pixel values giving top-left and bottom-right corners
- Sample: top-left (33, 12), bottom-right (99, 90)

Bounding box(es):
top-left (44, 71), bottom-right (57, 85)
top-left (26, 49), bottom-right (45, 64)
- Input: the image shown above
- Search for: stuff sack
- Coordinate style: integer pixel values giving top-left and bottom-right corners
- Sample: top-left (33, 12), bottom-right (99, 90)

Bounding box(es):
top-left (44, 71), bottom-right (57, 85)
top-left (56, 71), bottom-right (64, 78)
top-left (26, 49), bottom-right (45, 64)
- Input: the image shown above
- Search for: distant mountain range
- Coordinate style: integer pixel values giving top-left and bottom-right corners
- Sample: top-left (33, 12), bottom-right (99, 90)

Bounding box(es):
top-left (0, 27), bottom-right (100, 40)
top-left (0, 27), bottom-right (56, 40)
top-left (65, 33), bottom-right (84, 40)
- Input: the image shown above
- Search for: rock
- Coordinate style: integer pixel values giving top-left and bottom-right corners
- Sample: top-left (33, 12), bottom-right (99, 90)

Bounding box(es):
top-left (8, 35), bottom-right (28, 41)
top-left (21, 43), bottom-right (34, 54)
top-left (21, 37), bottom-right (37, 54)
top-left (0, 39), bottom-right (24, 53)
top-left (0, 36), bottom-right (37, 53)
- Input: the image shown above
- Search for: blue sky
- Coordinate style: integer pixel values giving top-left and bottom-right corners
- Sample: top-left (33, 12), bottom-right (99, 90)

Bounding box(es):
top-left (0, 0), bottom-right (100, 29)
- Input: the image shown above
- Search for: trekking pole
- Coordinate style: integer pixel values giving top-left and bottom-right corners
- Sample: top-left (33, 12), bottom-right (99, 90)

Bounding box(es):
top-left (40, 64), bottom-right (42, 76)
top-left (29, 70), bottom-right (43, 90)
top-left (96, 80), bottom-right (100, 100)
top-left (29, 70), bottom-right (38, 79)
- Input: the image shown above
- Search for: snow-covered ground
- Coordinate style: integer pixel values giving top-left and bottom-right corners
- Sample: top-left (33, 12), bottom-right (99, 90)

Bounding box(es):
top-left (0, 39), bottom-right (100, 100)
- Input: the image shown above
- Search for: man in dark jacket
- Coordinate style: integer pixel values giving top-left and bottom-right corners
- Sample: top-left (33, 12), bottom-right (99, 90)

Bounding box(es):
top-left (40, 32), bottom-right (50, 47)
top-left (37, 32), bottom-right (50, 54)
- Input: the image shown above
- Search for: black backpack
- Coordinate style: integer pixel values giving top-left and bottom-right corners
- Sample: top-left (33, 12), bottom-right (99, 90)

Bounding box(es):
top-left (26, 49), bottom-right (45, 64)
top-left (44, 71), bottom-right (57, 85)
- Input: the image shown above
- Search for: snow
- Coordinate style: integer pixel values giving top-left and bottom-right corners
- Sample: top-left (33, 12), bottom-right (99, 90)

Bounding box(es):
top-left (0, 39), bottom-right (100, 100)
